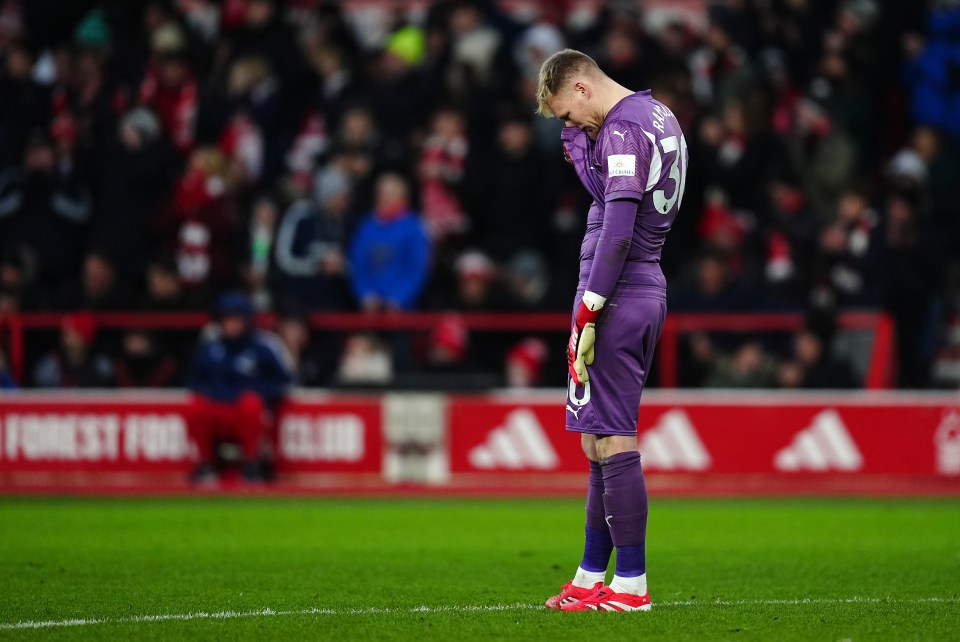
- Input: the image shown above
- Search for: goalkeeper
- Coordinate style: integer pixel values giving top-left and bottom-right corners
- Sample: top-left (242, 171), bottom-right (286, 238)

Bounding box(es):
top-left (536, 49), bottom-right (688, 612)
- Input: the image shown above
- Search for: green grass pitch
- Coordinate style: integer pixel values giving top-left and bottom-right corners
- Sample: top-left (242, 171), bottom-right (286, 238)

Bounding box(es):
top-left (1, 496), bottom-right (958, 641)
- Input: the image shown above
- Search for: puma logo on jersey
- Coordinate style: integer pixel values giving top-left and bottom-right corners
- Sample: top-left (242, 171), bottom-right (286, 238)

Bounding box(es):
top-left (566, 405), bottom-right (581, 420)
top-left (612, 130), bottom-right (626, 141)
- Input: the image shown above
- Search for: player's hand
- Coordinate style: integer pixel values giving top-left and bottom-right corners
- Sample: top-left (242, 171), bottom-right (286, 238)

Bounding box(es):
top-left (568, 300), bottom-right (600, 385)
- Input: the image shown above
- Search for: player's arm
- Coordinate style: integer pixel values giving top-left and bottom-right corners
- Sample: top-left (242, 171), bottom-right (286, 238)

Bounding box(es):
top-left (568, 120), bottom-right (650, 385)
top-left (568, 197), bottom-right (640, 385)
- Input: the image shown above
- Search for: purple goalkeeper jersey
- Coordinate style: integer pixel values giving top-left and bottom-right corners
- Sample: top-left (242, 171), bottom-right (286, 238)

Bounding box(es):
top-left (561, 90), bottom-right (688, 296)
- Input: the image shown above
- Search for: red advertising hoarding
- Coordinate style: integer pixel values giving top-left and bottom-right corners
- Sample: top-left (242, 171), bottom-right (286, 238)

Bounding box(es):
top-left (448, 392), bottom-right (960, 478)
top-left (1, 391), bottom-right (958, 493)
top-left (0, 393), bottom-right (384, 475)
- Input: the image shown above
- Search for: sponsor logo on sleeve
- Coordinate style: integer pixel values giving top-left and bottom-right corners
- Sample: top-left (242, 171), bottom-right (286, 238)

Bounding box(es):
top-left (607, 154), bottom-right (636, 177)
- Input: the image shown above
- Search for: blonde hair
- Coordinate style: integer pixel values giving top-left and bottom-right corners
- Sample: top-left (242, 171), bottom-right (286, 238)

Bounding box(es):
top-left (535, 49), bottom-right (601, 117)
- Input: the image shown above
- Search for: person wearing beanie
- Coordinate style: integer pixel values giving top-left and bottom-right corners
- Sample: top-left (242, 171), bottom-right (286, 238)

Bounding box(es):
top-left (32, 312), bottom-right (115, 388)
top-left (92, 107), bottom-right (177, 288)
top-left (505, 338), bottom-right (548, 388)
top-left (185, 292), bottom-right (293, 483)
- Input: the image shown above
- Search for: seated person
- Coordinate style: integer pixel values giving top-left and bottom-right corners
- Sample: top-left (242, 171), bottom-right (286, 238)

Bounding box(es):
top-left (186, 292), bottom-right (293, 482)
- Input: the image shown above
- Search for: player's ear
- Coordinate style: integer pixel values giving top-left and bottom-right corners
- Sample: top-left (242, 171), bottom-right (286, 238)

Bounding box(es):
top-left (573, 80), bottom-right (589, 98)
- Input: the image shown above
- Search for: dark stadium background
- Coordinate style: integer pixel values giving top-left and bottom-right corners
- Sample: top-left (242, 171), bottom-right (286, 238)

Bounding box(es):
top-left (0, 0), bottom-right (957, 393)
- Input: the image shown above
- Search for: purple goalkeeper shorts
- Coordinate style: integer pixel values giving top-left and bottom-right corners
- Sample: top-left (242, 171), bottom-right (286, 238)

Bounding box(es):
top-left (565, 262), bottom-right (667, 436)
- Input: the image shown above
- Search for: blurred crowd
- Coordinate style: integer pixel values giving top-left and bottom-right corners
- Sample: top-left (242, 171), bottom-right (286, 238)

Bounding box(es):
top-left (0, 0), bottom-right (959, 390)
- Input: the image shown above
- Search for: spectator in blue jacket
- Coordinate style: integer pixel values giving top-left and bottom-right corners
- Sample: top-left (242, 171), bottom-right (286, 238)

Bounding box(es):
top-left (348, 172), bottom-right (431, 311)
top-left (186, 291), bottom-right (292, 482)
top-left (902, 6), bottom-right (960, 142)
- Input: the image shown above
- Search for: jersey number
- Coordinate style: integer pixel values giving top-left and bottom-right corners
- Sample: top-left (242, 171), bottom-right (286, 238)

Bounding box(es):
top-left (646, 133), bottom-right (688, 216)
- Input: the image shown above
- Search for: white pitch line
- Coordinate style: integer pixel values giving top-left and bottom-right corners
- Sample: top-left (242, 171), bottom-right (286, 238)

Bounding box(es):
top-left (1, 597), bottom-right (956, 631)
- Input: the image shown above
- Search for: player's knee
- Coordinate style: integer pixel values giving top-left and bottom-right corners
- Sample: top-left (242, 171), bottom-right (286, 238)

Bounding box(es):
top-left (595, 434), bottom-right (639, 462)
top-left (581, 433), bottom-right (599, 462)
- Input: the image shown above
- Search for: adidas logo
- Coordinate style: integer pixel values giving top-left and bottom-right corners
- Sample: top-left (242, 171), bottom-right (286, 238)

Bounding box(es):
top-left (468, 409), bottom-right (559, 470)
top-left (638, 409), bottom-right (711, 471)
top-left (774, 410), bottom-right (863, 472)
top-left (934, 410), bottom-right (960, 476)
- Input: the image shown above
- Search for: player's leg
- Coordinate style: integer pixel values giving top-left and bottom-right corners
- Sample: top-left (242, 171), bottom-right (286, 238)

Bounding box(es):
top-left (186, 394), bottom-right (217, 482)
top-left (233, 392), bottom-right (266, 481)
top-left (596, 434), bottom-right (648, 598)
top-left (545, 433), bottom-right (611, 609)
top-left (577, 432), bottom-right (614, 584)
top-left (563, 433), bottom-right (652, 612)
top-left (561, 289), bottom-right (664, 612)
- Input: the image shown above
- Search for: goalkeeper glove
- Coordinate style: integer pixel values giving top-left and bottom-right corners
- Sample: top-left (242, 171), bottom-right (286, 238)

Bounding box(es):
top-left (568, 292), bottom-right (605, 386)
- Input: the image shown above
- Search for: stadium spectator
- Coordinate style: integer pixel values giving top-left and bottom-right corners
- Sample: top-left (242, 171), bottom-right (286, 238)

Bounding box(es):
top-left (0, 349), bottom-right (15, 389)
top-left (366, 30), bottom-right (434, 173)
top-left (218, 0), bottom-right (303, 92)
top-left (327, 105), bottom-right (380, 211)
top-left (760, 170), bottom-right (820, 306)
top-left (0, 246), bottom-right (39, 311)
top-left (778, 325), bottom-right (858, 390)
top-left (881, 191), bottom-right (943, 387)
top-left (688, 6), bottom-right (750, 108)
top-left (219, 55), bottom-right (293, 182)
top-left (0, 38), bottom-right (50, 168)
top-left (445, 0), bottom-right (505, 103)
top-left (504, 250), bottom-right (554, 312)
top-left (336, 332), bottom-right (392, 385)
top-left (155, 147), bottom-right (237, 297)
top-left (0, 130), bottom-right (91, 297)
top-left (704, 340), bottom-right (778, 389)
top-left (901, 3), bottom-right (960, 142)
top-left (275, 313), bottom-right (327, 387)
top-left (470, 112), bottom-right (550, 262)
top-left (33, 312), bottom-right (115, 388)
top-left (304, 41), bottom-right (361, 135)
top-left (140, 257), bottom-right (202, 311)
top-left (505, 337), bottom-right (548, 388)
top-left (448, 250), bottom-right (503, 311)
top-left (888, 126), bottom-right (960, 247)
top-left (274, 166), bottom-right (352, 311)
top-left (424, 313), bottom-right (470, 374)
top-left (932, 265), bottom-right (960, 389)
top-left (671, 251), bottom-right (752, 312)
top-left (59, 250), bottom-right (127, 311)
top-left (114, 330), bottom-right (180, 388)
top-left (812, 184), bottom-right (884, 308)
top-left (92, 107), bottom-right (177, 288)
top-left (242, 193), bottom-right (280, 311)
top-left (418, 106), bottom-right (469, 243)
top-left (348, 172), bottom-right (431, 312)
top-left (783, 97), bottom-right (857, 221)
top-left (186, 292), bottom-right (292, 482)
top-left (138, 23), bottom-right (198, 154)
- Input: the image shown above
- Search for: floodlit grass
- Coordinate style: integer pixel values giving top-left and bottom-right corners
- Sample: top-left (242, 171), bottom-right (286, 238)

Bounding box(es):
top-left (0, 497), bottom-right (958, 640)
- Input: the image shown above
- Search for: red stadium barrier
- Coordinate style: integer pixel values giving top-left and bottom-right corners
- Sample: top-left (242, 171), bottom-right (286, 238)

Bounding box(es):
top-left (0, 310), bottom-right (896, 389)
top-left (1, 390), bottom-right (957, 496)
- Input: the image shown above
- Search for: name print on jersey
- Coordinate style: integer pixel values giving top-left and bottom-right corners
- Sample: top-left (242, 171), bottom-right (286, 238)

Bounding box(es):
top-left (650, 103), bottom-right (674, 133)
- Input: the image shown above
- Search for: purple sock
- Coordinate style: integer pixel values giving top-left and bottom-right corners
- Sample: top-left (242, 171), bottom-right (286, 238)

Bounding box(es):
top-left (580, 461), bottom-right (613, 573)
top-left (601, 451), bottom-right (648, 578)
